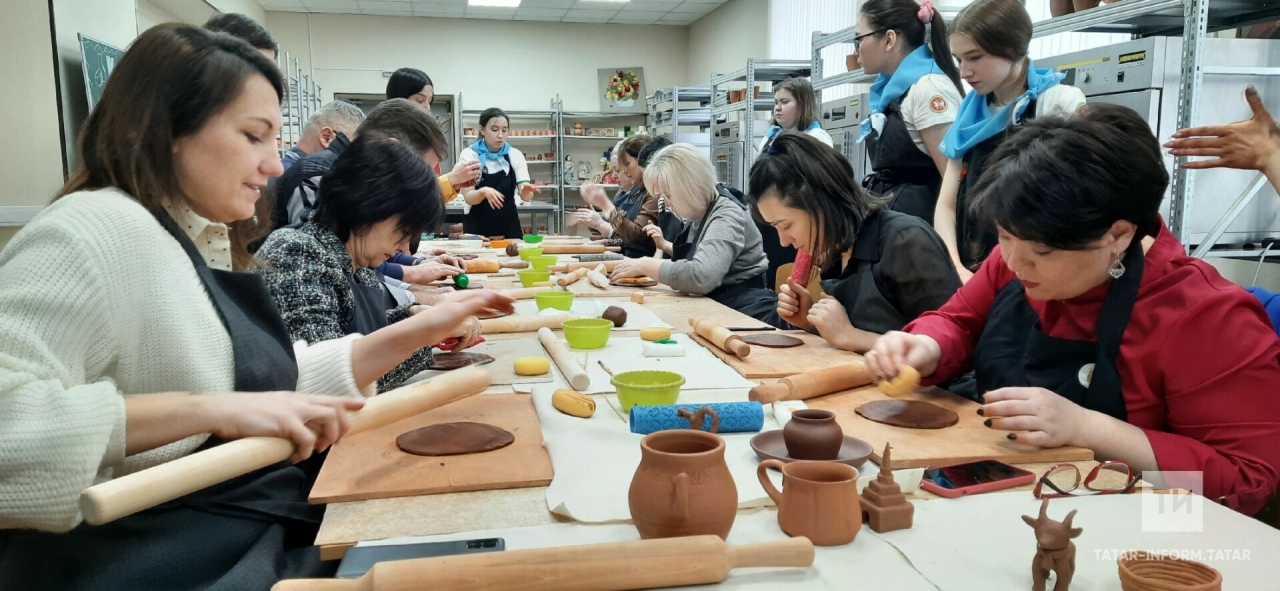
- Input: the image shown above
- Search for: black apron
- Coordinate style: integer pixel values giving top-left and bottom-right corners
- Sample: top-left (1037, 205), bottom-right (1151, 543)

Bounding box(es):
top-left (818, 211), bottom-right (910, 336)
top-left (864, 87), bottom-right (943, 225)
top-left (464, 155), bottom-right (522, 239)
top-left (0, 210), bottom-right (333, 591)
top-left (971, 244), bottom-right (1143, 420)
top-left (612, 187), bottom-right (653, 259)
top-left (672, 196), bottom-right (784, 328)
top-left (955, 99), bottom-right (1038, 272)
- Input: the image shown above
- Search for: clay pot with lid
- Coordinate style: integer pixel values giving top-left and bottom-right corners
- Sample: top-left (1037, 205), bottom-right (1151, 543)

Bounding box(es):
top-left (628, 430), bottom-right (737, 540)
top-left (783, 409), bottom-right (843, 460)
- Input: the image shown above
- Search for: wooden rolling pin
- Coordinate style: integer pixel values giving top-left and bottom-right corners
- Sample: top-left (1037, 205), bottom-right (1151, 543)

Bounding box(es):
top-left (494, 286), bottom-right (555, 300)
top-left (540, 244), bottom-right (620, 255)
top-left (748, 362), bottom-right (873, 403)
top-left (480, 314), bottom-right (573, 334)
top-left (464, 259), bottom-right (501, 274)
top-left (586, 264), bottom-right (609, 289)
top-left (80, 368), bottom-right (492, 526)
top-left (690, 317), bottom-right (750, 358)
top-left (550, 260), bottom-right (622, 273)
top-left (272, 535), bottom-right (814, 591)
top-left (538, 327), bottom-right (589, 390)
top-left (556, 267), bottom-right (589, 287)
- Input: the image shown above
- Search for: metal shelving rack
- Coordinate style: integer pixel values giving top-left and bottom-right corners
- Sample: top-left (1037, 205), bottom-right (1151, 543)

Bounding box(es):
top-left (559, 109), bottom-right (646, 194)
top-left (709, 59), bottom-right (812, 179)
top-left (277, 52), bottom-right (322, 158)
top-left (647, 85), bottom-right (715, 142)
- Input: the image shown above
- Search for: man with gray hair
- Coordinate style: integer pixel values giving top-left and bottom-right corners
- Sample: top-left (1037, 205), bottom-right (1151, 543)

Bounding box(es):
top-left (281, 99), bottom-right (366, 171)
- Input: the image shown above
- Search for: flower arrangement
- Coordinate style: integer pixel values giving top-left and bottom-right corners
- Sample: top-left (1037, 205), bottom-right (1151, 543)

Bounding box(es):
top-left (605, 69), bottom-right (640, 104)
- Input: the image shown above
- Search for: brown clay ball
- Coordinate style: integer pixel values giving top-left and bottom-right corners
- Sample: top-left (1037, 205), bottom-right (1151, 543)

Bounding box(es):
top-left (505, 243), bottom-right (520, 257)
top-left (602, 306), bottom-right (627, 327)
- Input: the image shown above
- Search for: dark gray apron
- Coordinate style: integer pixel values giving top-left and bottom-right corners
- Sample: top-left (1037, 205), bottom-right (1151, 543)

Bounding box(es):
top-left (465, 154), bottom-right (522, 239)
top-left (863, 86), bottom-right (943, 225)
top-left (955, 99), bottom-right (1038, 272)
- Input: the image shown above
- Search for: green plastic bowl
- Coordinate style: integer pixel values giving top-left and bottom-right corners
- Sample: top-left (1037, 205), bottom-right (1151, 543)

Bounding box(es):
top-left (535, 291), bottom-right (575, 311)
top-left (612, 370), bottom-right (686, 412)
top-left (519, 246), bottom-right (544, 261)
top-left (518, 269), bottom-right (551, 287)
top-left (562, 318), bottom-right (613, 350)
top-left (523, 234), bottom-right (544, 244)
top-left (529, 255), bottom-right (558, 270)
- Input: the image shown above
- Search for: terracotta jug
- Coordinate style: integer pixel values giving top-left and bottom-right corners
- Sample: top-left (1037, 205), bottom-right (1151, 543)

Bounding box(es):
top-left (783, 409), bottom-right (843, 460)
top-left (758, 459), bottom-right (862, 546)
top-left (628, 430), bottom-right (738, 540)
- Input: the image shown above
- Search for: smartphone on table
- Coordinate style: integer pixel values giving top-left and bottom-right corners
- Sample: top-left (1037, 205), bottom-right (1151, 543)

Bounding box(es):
top-left (920, 459), bottom-right (1035, 498)
top-left (337, 537), bottom-right (505, 578)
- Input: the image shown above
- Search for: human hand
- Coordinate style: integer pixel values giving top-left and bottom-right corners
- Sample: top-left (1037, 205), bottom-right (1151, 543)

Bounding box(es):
top-left (449, 160), bottom-right (482, 189)
top-left (478, 187), bottom-right (505, 209)
top-left (574, 209), bottom-right (610, 234)
top-left (411, 291), bottom-right (516, 349)
top-left (401, 260), bottom-right (463, 284)
top-left (580, 183), bottom-right (610, 210)
top-left (200, 392), bottom-right (365, 463)
top-left (421, 247), bottom-right (449, 257)
top-left (777, 279), bottom-right (814, 328)
top-left (1165, 86), bottom-right (1280, 171)
top-left (609, 258), bottom-right (656, 281)
top-left (863, 331), bottom-right (942, 381)
top-left (980, 387), bottom-right (1094, 448)
top-left (807, 295), bottom-right (855, 345)
top-left (430, 253), bottom-right (465, 268)
top-left (643, 222), bottom-right (670, 252)
top-left (519, 183), bottom-right (541, 201)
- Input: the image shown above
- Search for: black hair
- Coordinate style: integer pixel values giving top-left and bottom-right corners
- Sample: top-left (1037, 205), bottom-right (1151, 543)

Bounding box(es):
top-left (357, 98), bottom-right (448, 159)
top-left (479, 107), bottom-right (509, 128)
top-left (313, 137), bottom-right (443, 242)
top-left (968, 106), bottom-right (1167, 250)
top-left (747, 132), bottom-right (889, 269)
top-left (861, 0), bottom-right (964, 96)
top-left (204, 13), bottom-right (277, 58)
top-left (385, 67), bottom-right (433, 101)
top-left (638, 136), bottom-right (673, 168)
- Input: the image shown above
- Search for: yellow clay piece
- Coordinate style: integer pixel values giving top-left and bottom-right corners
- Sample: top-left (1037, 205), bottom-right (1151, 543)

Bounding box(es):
top-left (514, 356), bottom-right (551, 376)
top-left (877, 365), bottom-right (921, 397)
top-left (639, 327), bottom-right (671, 342)
top-left (551, 389), bottom-right (596, 418)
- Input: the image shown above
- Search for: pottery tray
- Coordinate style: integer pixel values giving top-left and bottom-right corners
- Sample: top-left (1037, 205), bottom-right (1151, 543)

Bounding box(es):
top-left (690, 330), bottom-right (862, 379)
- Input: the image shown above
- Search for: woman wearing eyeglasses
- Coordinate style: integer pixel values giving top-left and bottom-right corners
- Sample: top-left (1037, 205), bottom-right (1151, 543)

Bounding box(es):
top-left (864, 105), bottom-right (1280, 517)
top-left (854, 0), bottom-right (965, 224)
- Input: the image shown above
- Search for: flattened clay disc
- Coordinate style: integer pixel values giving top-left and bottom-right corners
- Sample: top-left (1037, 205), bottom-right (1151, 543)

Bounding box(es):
top-left (427, 352), bottom-right (494, 370)
top-left (856, 400), bottom-right (959, 430)
top-left (740, 334), bottom-right (804, 348)
top-left (396, 422), bottom-right (515, 456)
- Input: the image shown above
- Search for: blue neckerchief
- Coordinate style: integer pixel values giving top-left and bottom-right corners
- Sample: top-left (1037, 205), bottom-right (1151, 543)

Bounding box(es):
top-left (938, 61), bottom-right (1064, 159)
top-left (859, 45), bottom-right (941, 142)
top-left (470, 139), bottom-right (510, 165)
top-left (763, 120), bottom-right (822, 146)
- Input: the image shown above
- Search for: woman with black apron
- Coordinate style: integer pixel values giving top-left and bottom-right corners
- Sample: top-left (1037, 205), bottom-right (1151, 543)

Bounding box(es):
top-left (854, 0), bottom-right (965, 224)
top-left (749, 133), bottom-right (960, 352)
top-left (461, 108), bottom-right (540, 239)
top-left (865, 106), bottom-right (1280, 518)
top-left (575, 135), bottom-right (667, 258)
top-left (933, 0), bottom-right (1086, 281)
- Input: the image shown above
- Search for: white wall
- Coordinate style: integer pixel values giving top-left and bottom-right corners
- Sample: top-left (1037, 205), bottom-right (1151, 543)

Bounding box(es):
top-left (266, 12), bottom-right (690, 112)
top-left (687, 0), bottom-right (769, 86)
top-left (137, 0), bottom-right (187, 32)
top-left (208, 0), bottom-right (267, 25)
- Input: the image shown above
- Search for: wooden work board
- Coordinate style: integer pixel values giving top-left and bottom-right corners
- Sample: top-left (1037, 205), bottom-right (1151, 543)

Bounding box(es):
top-left (565, 280), bottom-right (679, 298)
top-left (806, 386), bottom-right (1095, 469)
top-left (310, 394), bottom-right (553, 504)
top-left (405, 338), bottom-right (553, 387)
top-left (690, 330), bottom-right (861, 379)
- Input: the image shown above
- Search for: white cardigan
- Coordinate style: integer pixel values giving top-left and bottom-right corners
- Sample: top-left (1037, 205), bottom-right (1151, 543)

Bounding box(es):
top-left (0, 188), bottom-right (371, 533)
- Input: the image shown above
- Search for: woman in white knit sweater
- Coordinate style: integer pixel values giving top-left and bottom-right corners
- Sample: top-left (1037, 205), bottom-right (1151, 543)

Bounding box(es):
top-left (0, 24), bottom-right (508, 590)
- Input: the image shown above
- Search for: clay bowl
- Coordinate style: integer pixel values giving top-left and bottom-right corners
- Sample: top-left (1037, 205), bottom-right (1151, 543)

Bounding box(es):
top-left (750, 430), bottom-right (873, 469)
top-left (613, 370), bottom-right (685, 412)
top-left (1118, 554), bottom-right (1222, 591)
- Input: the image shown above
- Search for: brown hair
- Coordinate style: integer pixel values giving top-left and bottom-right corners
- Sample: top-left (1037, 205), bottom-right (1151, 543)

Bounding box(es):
top-left (357, 98), bottom-right (448, 160)
top-left (772, 78), bottom-right (819, 131)
top-left (618, 134), bottom-right (651, 189)
top-left (57, 24), bottom-right (284, 270)
top-left (950, 0), bottom-right (1033, 63)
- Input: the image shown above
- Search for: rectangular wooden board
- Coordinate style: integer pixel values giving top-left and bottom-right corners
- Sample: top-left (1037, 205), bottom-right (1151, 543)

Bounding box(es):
top-left (806, 386), bottom-right (1094, 469)
top-left (405, 338), bottom-right (553, 386)
top-left (310, 394), bottom-right (553, 504)
top-left (690, 330), bottom-right (861, 379)
top-left (565, 280), bottom-right (679, 298)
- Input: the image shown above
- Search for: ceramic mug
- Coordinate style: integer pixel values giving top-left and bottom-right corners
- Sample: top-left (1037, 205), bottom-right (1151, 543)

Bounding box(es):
top-left (757, 459), bottom-right (862, 546)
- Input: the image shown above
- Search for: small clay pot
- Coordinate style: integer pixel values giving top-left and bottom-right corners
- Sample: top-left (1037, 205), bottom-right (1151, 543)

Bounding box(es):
top-left (628, 430), bottom-right (738, 540)
top-left (758, 459), bottom-right (862, 546)
top-left (783, 409), bottom-right (843, 460)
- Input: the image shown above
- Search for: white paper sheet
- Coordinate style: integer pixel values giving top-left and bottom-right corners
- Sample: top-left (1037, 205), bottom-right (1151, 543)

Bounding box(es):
top-left (510, 299), bottom-right (672, 331)
top-left (538, 334), bottom-right (755, 395)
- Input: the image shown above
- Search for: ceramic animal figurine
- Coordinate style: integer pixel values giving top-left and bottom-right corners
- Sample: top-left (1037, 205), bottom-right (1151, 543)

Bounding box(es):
top-left (1022, 499), bottom-right (1082, 591)
top-left (859, 443), bottom-right (914, 532)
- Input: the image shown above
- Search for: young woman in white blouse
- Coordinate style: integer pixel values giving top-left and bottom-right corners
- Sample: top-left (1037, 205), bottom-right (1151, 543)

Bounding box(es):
top-left (759, 77), bottom-right (833, 152)
top-left (459, 108), bottom-right (541, 238)
top-left (0, 24), bottom-right (504, 590)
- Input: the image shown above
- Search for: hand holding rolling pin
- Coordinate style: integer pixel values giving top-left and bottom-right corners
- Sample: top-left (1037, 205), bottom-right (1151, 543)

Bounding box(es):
top-left (200, 393), bottom-right (365, 464)
top-left (777, 279), bottom-right (814, 330)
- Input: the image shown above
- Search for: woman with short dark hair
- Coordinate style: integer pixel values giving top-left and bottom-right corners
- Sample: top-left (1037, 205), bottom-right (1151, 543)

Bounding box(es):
top-left (205, 12), bottom-right (277, 59)
top-left (866, 105), bottom-right (1280, 517)
top-left (385, 67), bottom-right (434, 106)
top-left (258, 137), bottom-right (513, 392)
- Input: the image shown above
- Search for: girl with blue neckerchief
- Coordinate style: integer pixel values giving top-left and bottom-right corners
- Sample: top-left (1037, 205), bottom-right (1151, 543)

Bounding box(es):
top-left (856, 0), bottom-right (965, 225)
top-left (934, 0), bottom-right (1087, 282)
top-left (758, 78), bottom-right (832, 153)
top-left (460, 108), bottom-right (541, 238)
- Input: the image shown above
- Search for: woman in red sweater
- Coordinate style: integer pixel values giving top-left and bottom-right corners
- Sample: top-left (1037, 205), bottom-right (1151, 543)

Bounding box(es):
top-left (865, 104), bottom-right (1280, 516)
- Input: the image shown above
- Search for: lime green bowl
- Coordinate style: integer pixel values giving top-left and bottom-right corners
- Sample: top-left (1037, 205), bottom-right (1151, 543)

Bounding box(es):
top-left (519, 246), bottom-right (544, 261)
top-left (535, 291), bottom-right (575, 311)
top-left (562, 318), bottom-right (613, 350)
top-left (523, 234), bottom-right (544, 244)
top-left (612, 370), bottom-right (686, 412)
top-left (518, 269), bottom-right (551, 287)
top-left (529, 255), bottom-right (558, 270)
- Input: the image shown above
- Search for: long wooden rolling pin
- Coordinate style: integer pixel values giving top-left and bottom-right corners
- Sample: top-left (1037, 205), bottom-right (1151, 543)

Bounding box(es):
top-left (538, 327), bottom-right (590, 390)
top-left (550, 260), bottom-right (622, 273)
top-left (690, 316), bottom-right (751, 358)
top-left (272, 535), bottom-right (814, 591)
top-left (540, 244), bottom-right (620, 255)
top-left (556, 267), bottom-right (589, 287)
top-left (748, 362), bottom-right (873, 403)
top-left (79, 368), bottom-right (492, 526)
top-left (480, 314), bottom-right (573, 334)
top-left (494, 286), bottom-right (555, 300)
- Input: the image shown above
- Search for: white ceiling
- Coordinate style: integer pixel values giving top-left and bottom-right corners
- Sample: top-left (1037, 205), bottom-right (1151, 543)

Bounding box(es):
top-left (258, 0), bottom-right (732, 25)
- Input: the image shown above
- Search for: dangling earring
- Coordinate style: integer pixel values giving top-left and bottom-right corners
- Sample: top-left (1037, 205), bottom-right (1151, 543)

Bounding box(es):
top-left (1108, 253), bottom-right (1126, 279)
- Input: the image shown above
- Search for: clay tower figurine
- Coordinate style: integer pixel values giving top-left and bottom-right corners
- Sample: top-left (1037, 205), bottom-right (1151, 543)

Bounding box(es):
top-left (1022, 499), bottom-right (1082, 591)
top-left (859, 443), bottom-right (914, 532)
